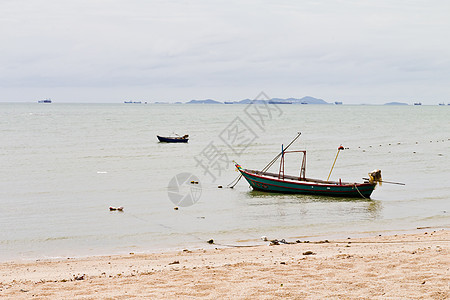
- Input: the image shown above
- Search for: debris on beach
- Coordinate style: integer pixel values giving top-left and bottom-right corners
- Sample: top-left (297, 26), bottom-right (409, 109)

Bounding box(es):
top-left (269, 239), bottom-right (295, 245)
top-left (73, 274), bottom-right (85, 280)
top-left (109, 206), bottom-right (124, 211)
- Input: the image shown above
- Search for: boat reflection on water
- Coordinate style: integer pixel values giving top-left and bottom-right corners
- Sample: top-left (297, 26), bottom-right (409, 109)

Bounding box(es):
top-left (242, 189), bottom-right (382, 220)
top-left (246, 189), bottom-right (375, 202)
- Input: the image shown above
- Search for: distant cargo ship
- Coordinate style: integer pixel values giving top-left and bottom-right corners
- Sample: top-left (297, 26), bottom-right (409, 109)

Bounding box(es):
top-left (38, 99), bottom-right (52, 103)
top-left (224, 101), bottom-right (234, 104)
top-left (414, 102), bottom-right (422, 105)
top-left (334, 101), bottom-right (343, 105)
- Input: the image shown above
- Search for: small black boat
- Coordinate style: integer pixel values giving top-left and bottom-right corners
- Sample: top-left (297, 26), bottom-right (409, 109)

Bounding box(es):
top-left (157, 135), bottom-right (189, 143)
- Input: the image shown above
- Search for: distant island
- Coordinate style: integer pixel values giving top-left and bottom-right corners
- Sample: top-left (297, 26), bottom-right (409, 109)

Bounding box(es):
top-left (141, 98), bottom-right (441, 106)
top-left (147, 97), bottom-right (437, 105)
top-left (186, 99), bottom-right (222, 104)
top-left (185, 96), bottom-right (330, 105)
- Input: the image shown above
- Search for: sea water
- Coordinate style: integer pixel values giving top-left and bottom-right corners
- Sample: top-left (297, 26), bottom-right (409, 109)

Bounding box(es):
top-left (0, 103), bottom-right (448, 261)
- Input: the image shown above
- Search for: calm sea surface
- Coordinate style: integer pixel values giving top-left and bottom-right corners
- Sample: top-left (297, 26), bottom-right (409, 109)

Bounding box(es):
top-left (0, 103), bottom-right (448, 261)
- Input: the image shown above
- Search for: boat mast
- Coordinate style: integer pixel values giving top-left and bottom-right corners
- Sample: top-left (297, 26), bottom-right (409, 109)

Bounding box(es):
top-left (261, 132), bottom-right (302, 173)
top-left (299, 151), bottom-right (306, 180)
top-left (278, 144), bottom-right (285, 179)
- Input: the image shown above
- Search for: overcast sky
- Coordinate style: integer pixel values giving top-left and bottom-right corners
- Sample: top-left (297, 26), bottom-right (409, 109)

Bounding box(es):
top-left (1, 0), bottom-right (449, 104)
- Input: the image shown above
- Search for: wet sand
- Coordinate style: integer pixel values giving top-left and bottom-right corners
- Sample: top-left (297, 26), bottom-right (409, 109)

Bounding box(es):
top-left (0, 230), bottom-right (448, 299)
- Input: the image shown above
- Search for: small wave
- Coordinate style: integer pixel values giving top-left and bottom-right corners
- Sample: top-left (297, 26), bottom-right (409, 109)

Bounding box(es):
top-left (45, 236), bottom-right (70, 241)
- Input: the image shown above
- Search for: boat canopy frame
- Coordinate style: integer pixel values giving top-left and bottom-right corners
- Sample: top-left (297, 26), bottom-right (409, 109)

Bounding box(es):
top-left (278, 146), bottom-right (307, 181)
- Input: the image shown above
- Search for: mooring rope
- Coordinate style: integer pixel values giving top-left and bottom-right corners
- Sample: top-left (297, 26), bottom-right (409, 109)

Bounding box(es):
top-left (354, 184), bottom-right (368, 199)
top-left (227, 174), bottom-right (242, 188)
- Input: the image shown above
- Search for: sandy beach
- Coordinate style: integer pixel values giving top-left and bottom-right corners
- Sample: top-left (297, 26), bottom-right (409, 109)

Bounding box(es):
top-left (0, 229), bottom-right (448, 299)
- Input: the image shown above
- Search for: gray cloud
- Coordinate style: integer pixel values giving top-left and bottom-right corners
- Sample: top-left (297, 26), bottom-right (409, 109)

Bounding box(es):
top-left (1, 0), bottom-right (449, 103)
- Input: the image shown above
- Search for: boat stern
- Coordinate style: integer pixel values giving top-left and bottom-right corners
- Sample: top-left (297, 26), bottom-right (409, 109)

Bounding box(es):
top-left (368, 169), bottom-right (382, 187)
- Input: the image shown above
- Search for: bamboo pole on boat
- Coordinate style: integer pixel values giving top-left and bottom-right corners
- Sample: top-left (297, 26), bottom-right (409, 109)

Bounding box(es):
top-left (228, 132), bottom-right (301, 188)
top-left (362, 178), bottom-right (405, 185)
top-left (327, 145), bottom-right (344, 181)
top-left (261, 132), bottom-right (302, 173)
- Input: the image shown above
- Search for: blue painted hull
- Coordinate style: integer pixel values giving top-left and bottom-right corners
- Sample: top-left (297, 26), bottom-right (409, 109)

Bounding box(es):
top-left (238, 167), bottom-right (376, 198)
top-left (157, 136), bottom-right (189, 143)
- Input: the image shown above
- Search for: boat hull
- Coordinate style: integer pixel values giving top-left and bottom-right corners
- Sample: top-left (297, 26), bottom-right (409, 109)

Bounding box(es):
top-left (157, 136), bottom-right (188, 143)
top-left (238, 168), bottom-right (376, 198)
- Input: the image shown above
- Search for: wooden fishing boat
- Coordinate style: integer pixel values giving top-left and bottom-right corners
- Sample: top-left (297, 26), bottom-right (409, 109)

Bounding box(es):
top-left (235, 133), bottom-right (382, 198)
top-left (157, 134), bottom-right (189, 143)
top-left (236, 165), bottom-right (379, 198)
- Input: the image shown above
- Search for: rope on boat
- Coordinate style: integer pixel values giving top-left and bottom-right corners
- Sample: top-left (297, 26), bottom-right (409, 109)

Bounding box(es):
top-left (354, 184), bottom-right (368, 199)
top-left (227, 174), bottom-right (242, 188)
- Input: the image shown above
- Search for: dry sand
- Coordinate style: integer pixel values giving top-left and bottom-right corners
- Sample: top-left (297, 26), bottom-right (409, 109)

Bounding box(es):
top-left (0, 230), bottom-right (448, 299)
